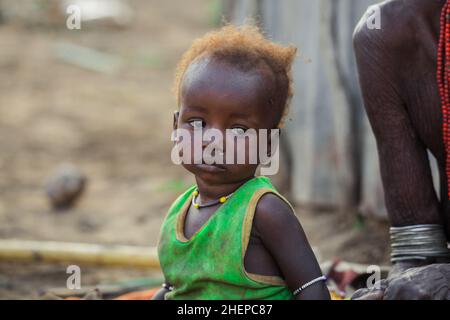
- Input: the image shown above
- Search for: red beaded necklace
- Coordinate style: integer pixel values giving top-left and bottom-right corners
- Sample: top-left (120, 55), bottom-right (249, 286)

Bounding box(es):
top-left (437, 1), bottom-right (450, 199)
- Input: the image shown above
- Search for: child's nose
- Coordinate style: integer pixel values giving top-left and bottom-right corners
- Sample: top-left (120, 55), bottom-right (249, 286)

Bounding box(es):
top-left (201, 128), bottom-right (226, 152)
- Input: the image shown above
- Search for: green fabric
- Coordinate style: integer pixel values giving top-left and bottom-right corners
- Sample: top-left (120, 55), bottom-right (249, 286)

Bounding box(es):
top-left (157, 176), bottom-right (293, 300)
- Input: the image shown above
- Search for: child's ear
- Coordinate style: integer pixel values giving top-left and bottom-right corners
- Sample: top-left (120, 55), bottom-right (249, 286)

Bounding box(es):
top-left (173, 111), bottom-right (180, 130)
top-left (172, 111), bottom-right (180, 143)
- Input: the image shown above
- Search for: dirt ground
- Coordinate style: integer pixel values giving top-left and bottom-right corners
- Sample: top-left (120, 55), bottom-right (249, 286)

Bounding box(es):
top-left (0, 0), bottom-right (389, 299)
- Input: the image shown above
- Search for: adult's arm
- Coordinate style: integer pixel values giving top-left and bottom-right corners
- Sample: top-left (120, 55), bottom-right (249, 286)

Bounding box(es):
top-left (353, 16), bottom-right (441, 228)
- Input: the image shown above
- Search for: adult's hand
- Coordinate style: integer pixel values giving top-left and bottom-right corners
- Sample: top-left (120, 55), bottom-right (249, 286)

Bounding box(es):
top-left (352, 264), bottom-right (450, 300)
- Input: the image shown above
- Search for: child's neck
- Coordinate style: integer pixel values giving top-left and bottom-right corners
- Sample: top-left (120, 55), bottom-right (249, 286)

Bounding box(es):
top-left (195, 175), bottom-right (256, 203)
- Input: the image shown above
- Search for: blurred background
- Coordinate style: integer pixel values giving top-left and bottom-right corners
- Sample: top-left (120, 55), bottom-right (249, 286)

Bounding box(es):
top-left (0, 0), bottom-right (393, 299)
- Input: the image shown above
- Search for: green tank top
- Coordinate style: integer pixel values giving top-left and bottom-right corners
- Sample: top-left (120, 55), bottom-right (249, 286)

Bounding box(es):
top-left (157, 176), bottom-right (294, 300)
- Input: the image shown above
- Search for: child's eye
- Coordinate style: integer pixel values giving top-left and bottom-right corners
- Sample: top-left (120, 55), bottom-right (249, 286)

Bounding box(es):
top-left (230, 127), bottom-right (248, 136)
top-left (189, 119), bottom-right (204, 129)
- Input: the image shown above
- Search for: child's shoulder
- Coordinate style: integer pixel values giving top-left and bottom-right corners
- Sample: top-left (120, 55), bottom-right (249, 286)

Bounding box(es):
top-left (253, 191), bottom-right (298, 232)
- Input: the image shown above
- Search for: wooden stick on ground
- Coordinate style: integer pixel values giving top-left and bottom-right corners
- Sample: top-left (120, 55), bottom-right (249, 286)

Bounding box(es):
top-left (0, 239), bottom-right (160, 269)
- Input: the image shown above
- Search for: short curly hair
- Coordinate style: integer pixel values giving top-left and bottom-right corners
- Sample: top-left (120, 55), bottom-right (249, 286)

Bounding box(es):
top-left (173, 24), bottom-right (297, 128)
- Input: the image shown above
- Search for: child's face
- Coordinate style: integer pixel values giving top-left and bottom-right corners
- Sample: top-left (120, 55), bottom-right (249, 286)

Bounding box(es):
top-left (174, 55), bottom-right (278, 185)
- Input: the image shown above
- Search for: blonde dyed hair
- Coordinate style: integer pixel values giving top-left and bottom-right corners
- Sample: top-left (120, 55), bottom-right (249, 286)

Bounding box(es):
top-left (173, 24), bottom-right (297, 128)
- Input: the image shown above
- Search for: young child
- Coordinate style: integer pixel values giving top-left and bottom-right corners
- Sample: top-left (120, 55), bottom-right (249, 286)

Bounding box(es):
top-left (154, 24), bottom-right (330, 300)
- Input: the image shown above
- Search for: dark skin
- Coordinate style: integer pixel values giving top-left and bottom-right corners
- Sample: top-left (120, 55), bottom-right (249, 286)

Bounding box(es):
top-left (153, 54), bottom-right (330, 300)
top-left (353, 0), bottom-right (450, 299)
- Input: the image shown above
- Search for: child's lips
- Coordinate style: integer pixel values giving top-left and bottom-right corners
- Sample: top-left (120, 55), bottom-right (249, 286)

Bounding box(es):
top-left (195, 163), bottom-right (227, 173)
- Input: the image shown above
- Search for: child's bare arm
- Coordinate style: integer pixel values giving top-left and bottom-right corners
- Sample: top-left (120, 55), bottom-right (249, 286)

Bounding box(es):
top-left (151, 281), bottom-right (172, 300)
top-left (254, 193), bottom-right (330, 300)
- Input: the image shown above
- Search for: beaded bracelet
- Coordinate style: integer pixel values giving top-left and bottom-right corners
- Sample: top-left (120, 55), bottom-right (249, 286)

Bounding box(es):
top-left (293, 275), bottom-right (327, 296)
